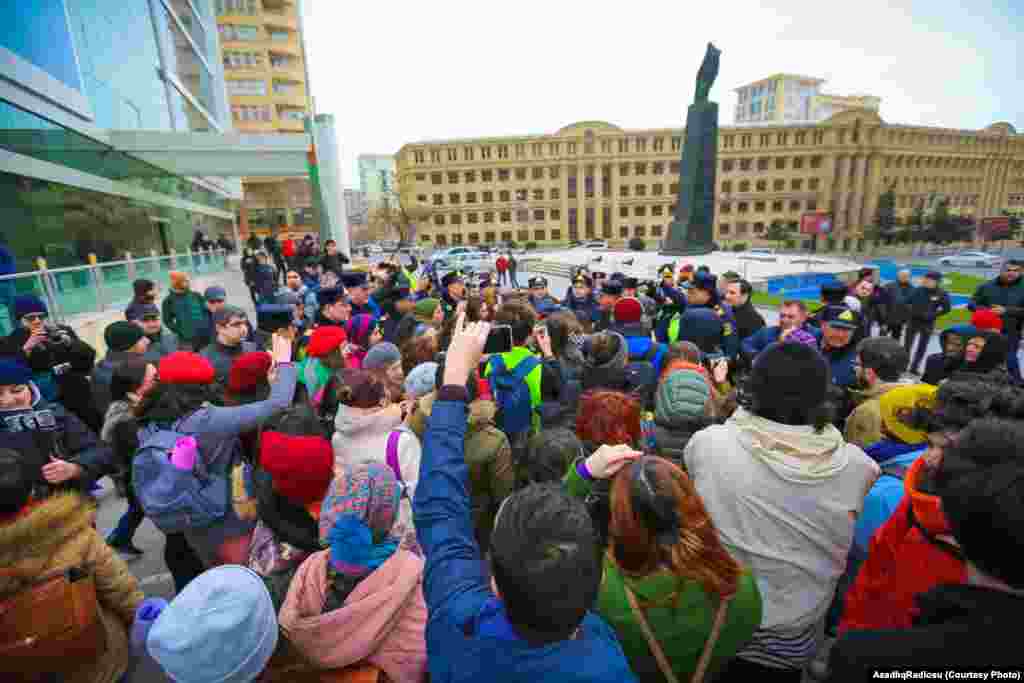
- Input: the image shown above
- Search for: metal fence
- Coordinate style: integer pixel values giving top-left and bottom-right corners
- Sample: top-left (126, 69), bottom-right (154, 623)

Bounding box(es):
top-left (0, 249), bottom-right (229, 336)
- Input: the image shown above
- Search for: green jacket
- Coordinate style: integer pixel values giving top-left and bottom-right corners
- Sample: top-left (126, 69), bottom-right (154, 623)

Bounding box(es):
top-left (161, 290), bottom-right (209, 344)
top-left (565, 465), bottom-right (763, 682)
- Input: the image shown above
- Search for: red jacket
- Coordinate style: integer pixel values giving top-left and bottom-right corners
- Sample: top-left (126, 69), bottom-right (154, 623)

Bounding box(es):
top-left (495, 256), bottom-right (508, 272)
top-left (840, 458), bottom-right (966, 632)
top-left (282, 239), bottom-right (296, 257)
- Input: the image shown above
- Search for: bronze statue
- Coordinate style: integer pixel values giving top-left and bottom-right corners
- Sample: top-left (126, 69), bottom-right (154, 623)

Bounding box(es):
top-left (695, 42), bottom-right (721, 103)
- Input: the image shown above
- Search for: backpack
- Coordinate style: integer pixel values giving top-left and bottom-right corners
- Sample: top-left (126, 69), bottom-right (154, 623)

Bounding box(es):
top-left (133, 428), bottom-right (229, 534)
top-left (0, 564), bottom-right (105, 679)
top-left (625, 341), bottom-right (660, 407)
top-left (488, 355), bottom-right (540, 439)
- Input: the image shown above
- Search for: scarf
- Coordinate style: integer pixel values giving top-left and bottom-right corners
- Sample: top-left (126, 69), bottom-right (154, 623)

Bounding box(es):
top-left (320, 463), bottom-right (401, 578)
top-left (729, 407), bottom-right (848, 482)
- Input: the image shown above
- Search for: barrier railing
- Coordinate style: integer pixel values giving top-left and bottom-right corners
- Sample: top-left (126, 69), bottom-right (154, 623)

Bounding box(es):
top-left (0, 248), bottom-right (229, 336)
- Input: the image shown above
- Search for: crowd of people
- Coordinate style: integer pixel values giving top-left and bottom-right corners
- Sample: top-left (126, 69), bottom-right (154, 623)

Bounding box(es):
top-left (1, 245), bottom-right (1023, 683)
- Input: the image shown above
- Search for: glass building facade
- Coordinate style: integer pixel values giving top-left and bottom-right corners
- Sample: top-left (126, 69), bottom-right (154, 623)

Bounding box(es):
top-left (0, 0), bottom-right (236, 271)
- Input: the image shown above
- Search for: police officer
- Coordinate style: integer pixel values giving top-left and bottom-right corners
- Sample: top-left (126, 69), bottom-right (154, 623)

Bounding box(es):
top-left (440, 270), bottom-right (466, 318)
top-left (593, 278), bottom-right (624, 333)
top-left (660, 272), bottom-right (739, 358)
top-left (527, 276), bottom-right (560, 317)
top-left (562, 273), bottom-right (600, 328)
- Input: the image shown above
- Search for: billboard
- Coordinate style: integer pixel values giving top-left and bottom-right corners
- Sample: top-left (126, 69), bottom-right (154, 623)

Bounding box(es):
top-left (800, 212), bottom-right (833, 235)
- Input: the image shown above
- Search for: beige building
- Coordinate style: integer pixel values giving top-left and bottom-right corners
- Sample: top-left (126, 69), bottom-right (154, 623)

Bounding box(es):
top-left (215, 0), bottom-right (315, 240)
top-left (734, 74), bottom-right (881, 126)
top-left (395, 112), bottom-right (1024, 250)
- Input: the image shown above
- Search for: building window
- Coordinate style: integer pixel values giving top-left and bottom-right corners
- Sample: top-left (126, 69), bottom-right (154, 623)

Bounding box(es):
top-left (481, 146), bottom-right (492, 159)
top-left (515, 144), bottom-right (525, 158)
top-left (753, 222), bottom-right (765, 234)
top-left (447, 149), bottom-right (457, 162)
top-left (739, 159), bottom-right (751, 171)
top-left (467, 232), bottom-right (479, 243)
top-left (600, 140), bottom-right (611, 153)
top-left (719, 223), bottom-right (730, 235)
top-left (482, 191), bottom-right (494, 202)
top-left (739, 180), bottom-right (751, 192)
top-left (482, 170), bottom-right (493, 182)
top-left (619, 163), bottom-right (631, 176)
top-left (777, 132), bottom-right (789, 145)
top-left (720, 202), bottom-right (732, 214)
top-left (450, 214), bottom-right (462, 226)
top-left (635, 137), bottom-right (647, 153)
top-left (634, 206), bottom-right (646, 217)
top-left (413, 151), bottom-right (425, 163)
top-left (498, 145), bottom-right (509, 159)
top-left (672, 136), bottom-right (681, 151)
top-left (447, 172), bottom-right (458, 184)
top-left (760, 134), bottom-right (771, 146)
top-left (620, 206), bottom-right (629, 218)
top-left (515, 168), bottom-right (527, 180)
top-left (216, 0), bottom-right (259, 14)
top-left (809, 178), bottom-right (820, 190)
top-left (773, 179), bottom-right (785, 191)
top-left (722, 181), bottom-right (732, 193)
top-left (653, 137), bottom-right (664, 152)
top-left (551, 229), bottom-right (562, 241)
top-left (754, 201), bottom-right (766, 212)
top-left (635, 184), bottom-right (646, 196)
top-left (550, 188), bottom-right (560, 200)
top-left (484, 211), bottom-right (495, 223)
top-left (532, 143), bottom-right (543, 156)
top-left (810, 156), bottom-right (822, 169)
top-left (226, 79), bottom-right (267, 96)
top-left (652, 205), bottom-right (664, 216)
top-left (669, 183), bottom-right (679, 194)
top-left (741, 134), bottom-right (752, 148)
top-left (414, 173), bottom-right (426, 181)
top-left (432, 194), bottom-right (443, 205)
top-left (807, 200), bottom-right (818, 210)
top-left (484, 231), bottom-right (496, 243)
top-left (549, 142), bottom-right (560, 155)
top-left (620, 186), bottom-right (630, 198)
top-left (618, 139), bottom-right (629, 153)
top-left (534, 230), bottom-right (546, 241)
top-left (551, 208), bottom-right (561, 220)
top-left (451, 234), bottom-right (463, 245)
top-left (533, 189), bottom-right (544, 201)
top-left (466, 192), bottom-right (477, 203)
top-left (223, 50), bottom-right (264, 69)
top-left (464, 147), bottom-right (474, 161)
top-left (738, 202), bottom-right (749, 213)
top-left (723, 135), bottom-right (735, 148)
top-left (652, 162), bottom-right (665, 175)
top-left (651, 225), bottom-right (663, 237)
top-left (231, 104), bottom-right (272, 122)
top-left (534, 209), bottom-right (545, 221)
top-left (635, 225), bottom-right (646, 237)
top-left (567, 142), bottom-right (576, 154)
top-left (434, 215), bottom-right (445, 225)
top-left (467, 212), bottom-right (479, 224)
top-left (516, 189), bottom-right (528, 201)
top-left (449, 193), bottom-right (460, 204)
top-left (430, 151), bottom-right (441, 163)
top-left (635, 162), bottom-right (646, 175)
top-left (499, 190), bottom-right (510, 202)
top-left (652, 184), bottom-right (664, 196)
top-left (498, 169), bottom-right (510, 181)
top-left (789, 200), bottom-right (802, 212)
top-left (795, 132), bottom-right (807, 145)
top-left (549, 166), bottom-right (560, 179)
top-left (670, 161), bottom-right (680, 174)
top-left (465, 171), bottom-right (476, 183)
top-left (756, 180), bottom-right (767, 192)
top-left (791, 179), bottom-right (803, 190)
top-left (776, 157), bottom-right (786, 170)
top-left (758, 158), bottom-right (770, 171)
top-left (500, 211), bottom-right (511, 223)
top-left (772, 200), bottom-right (783, 212)
top-left (417, 194), bottom-right (427, 203)
top-left (532, 167), bottom-right (544, 180)
top-left (568, 177), bottom-right (577, 199)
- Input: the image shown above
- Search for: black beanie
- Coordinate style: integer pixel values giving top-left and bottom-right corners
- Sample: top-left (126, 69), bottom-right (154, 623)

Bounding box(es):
top-left (749, 342), bottom-right (829, 415)
top-left (104, 320), bottom-right (145, 353)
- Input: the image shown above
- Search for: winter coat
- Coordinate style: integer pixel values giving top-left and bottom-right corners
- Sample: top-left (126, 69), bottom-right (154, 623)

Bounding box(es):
top-left (883, 281), bottom-right (915, 327)
top-left (142, 329), bottom-right (178, 363)
top-left (246, 465), bottom-right (321, 582)
top-left (412, 398), bottom-right (638, 683)
top-left (819, 339), bottom-right (859, 388)
top-left (920, 324), bottom-right (977, 385)
top-left (731, 300), bottom-right (766, 342)
top-left (331, 403), bottom-right (422, 546)
top-left (684, 408), bottom-right (878, 669)
top-left (562, 291), bottom-right (600, 325)
top-left (0, 492), bottom-right (144, 683)
top-left (91, 350), bottom-right (146, 418)
top-left (0, 383), bottom-right (112, 497)
top-left (969, 274), bottom-right (1024, 334)
top-left (740, 324), bottom-right (821, 361)
top-left (907, 286), bottom-right (951, 324)
top-left (564, 465), bottom-right (763, 682)
top-left (199, 340), bottom-right (263, 397)
top-left (138, 364), bottom-right (297, 566)
top-left (278, 549), bottom-right (428, 682)
top-left (161, 290), bottom-right (209, 344)
top-left (320, 252), bottom-right (349, 276)
top-left (407, 393), bottom-right (513, 550)
top-left (252, 264), bottom-right (278, 302)
top-left (839, 458), bottom-right (966, 633)
top-left (843, 380), bottom-right (915, 450)
top-left (828, 585), bottom-right (1024, 678)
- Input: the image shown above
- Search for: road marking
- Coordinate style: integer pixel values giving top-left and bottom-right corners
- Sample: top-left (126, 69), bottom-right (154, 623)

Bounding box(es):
top-left (138, 572), bottom-right (173, 588)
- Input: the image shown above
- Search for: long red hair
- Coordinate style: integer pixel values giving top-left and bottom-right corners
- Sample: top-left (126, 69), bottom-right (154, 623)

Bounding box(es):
top-left (609, 456), bottom-right (741, 598)
top-left (576, 389), bottom-right (641, 447)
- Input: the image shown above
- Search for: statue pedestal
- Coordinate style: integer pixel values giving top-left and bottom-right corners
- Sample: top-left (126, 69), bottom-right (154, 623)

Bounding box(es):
top-left (662, 101), bottom-right (718, 256)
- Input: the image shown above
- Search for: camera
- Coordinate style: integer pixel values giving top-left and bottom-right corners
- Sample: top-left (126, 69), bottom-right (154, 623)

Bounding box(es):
top-left (42, 322), bottom-right (72, 348)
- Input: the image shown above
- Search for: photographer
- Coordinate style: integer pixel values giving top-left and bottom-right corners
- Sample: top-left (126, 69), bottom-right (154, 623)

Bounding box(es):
top-left (0, 295), bottom-right (100, 432)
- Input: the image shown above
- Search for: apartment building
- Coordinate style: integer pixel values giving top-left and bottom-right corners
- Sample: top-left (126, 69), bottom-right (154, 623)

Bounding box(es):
top-left (396, 113), bottom-right (1024, 249)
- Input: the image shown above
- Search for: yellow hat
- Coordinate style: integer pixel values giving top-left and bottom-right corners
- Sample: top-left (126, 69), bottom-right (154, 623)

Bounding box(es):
top-left (880, 384), bottom-right (937, 445)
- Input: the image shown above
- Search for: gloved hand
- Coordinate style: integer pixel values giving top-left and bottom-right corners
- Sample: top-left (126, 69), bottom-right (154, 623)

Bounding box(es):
top-left (585, 444), bottom-right (642, 480)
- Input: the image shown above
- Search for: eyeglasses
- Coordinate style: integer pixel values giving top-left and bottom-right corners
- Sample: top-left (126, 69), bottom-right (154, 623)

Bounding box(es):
top-left (22, 313), bottom-right (47, 322)
top-left (226, 320), bottom-right (248, 329)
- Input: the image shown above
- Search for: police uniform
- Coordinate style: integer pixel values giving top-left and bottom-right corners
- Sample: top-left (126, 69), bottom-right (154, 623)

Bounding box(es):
top-left (527, 276), bottom-right (560, 317)
top-left (562, 274), bottom-right (600, 326)
top-left (661, 273), bottom-right (739, 357)
top-left (440, 270), bottom-right (465, 318)
top-left (593, 280), bottom-right (623, 333)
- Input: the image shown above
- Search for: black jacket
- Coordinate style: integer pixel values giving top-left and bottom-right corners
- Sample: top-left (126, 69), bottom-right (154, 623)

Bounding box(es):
top-left (908, 286), bottom-right (952, 324)
top-left (652, 417), bottom-right (716, 468)
top-left (828, 584), bottom-right (1024, 679)
top-left (731, 300), bottom-right (766, 341)
top-left (883, 281), bottom-right (915, 326)
top-left (252, 467), bottom-right (321, 554)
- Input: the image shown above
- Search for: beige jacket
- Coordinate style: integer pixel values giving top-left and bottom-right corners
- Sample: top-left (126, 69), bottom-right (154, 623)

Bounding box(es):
top-left (844, 381), bottom-right (913, 449)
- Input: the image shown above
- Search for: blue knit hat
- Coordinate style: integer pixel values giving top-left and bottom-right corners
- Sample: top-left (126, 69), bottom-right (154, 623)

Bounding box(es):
top-left (0, 359), bottom-right (32, 386)
top-left (13, 295), bottom-right (46, 320)
top-left (147, 565), bottom-right (278, 683)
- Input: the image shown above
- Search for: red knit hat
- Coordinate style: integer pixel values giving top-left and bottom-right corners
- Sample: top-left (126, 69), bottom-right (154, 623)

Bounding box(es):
top-left (159, 351), bottom-right (215, 385)
top-left (227, 352), bottom-right (272, 395)
top-left (971, 309), bottom-right (1004, 332)
top-left (258, 431), bottom-right (334, 504)
top-left (613, 297), bottom-right (644, 324)
top-left (307, 325), bottom-right (347, 358)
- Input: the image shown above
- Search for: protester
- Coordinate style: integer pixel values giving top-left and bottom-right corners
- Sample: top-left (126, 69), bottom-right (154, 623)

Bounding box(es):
top-left (724, 278), bottom-right (766, 342)
top-left (684, 342), bottom-right (878, 677)
top-left (413, 317), bottom-right (637, 682)
top-left (342, 272), bottom-right (381, 319)
top-left (314, 286), bottom-right (351, 329)
top-left (401, 333), bottom-right (440, 377)
top-left (126, 303), bottom-right (178, 362)
top-left (593, 278), bottom-right (623, 333)
top-left (199, 305), bottom-right (262, 398)
top-left (882, 269), bottom-right (914, 340)
top-left (495, 252), bottom-right (509, 286)
top-left (329, 368), bottom-right (421, 546)
top-left (440, 270), bottom-right (467, 317)
top-left (125, 278), bottom-right (159, 322)
top-left (320, 238), bottom-right (349, 276)
top-left (652, 363), bottom-right (719, 465)
top-left (224, 352), bottom-right (273, 406)
top-left (741, 299), bottom-right (819, 362)
top-left (564, 449), bottom-right (763, 681)
top-left (297, 325), bottom-right (347, 407)
top-left (830, 418), bottom-right (1024, 674)
top-left (968, 259), bottom-right (1024, 381)
top-left (277, 464), bottom-right (429, 681)
top-left (0, 461), bottom-right (144, 683)
top-left (844, 337), bottom-right (913, 449)
top-left (506, 251), bottom-right (520, 289)
top-left (920, 324), bottom-right (976, 385)
top-left (343, 314), bottom-right (382, 369)
top-left (944, 329), bottom-right (1010, 382)
top-left (252, 252), bottom-right (278, 302)
top-left (92, 321), bottom-right (150, 418)
top-left (904, 271), bottom-right (951, 375)
top-left (363, 341), bottom-right (405, 400)
top-left (161, 272), bottom-right (209, 352)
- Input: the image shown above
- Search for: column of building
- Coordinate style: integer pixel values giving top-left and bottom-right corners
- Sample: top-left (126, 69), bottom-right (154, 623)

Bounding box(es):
top-left (834, 154), bottom-right (850, 234)
top-left (576, 159), bottom-right (585, 242)
top-left (560, 157), bottom-right (570, 242)
top-left (594, 162), bottom-right (604, 239)
top-left (862, 154), bottom-right (886, 236)
top-left (848, 154), bottom-right (865, 237)
top-left (609, 159), bottom-right (620, 243)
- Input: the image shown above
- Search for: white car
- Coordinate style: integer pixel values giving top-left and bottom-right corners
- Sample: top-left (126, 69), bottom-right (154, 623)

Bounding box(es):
top-left (748, 247), bottom-right (775, 255)
top-left (583, 240), bottom-right (608, 250)
top-left (937, 252), bottom-right (1002, 268)
top-left (432, 248), bottom-right (494, 274)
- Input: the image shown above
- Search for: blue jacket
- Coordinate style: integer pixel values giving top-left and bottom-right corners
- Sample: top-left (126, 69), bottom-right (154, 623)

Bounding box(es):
top-left (661, 304), bottom-right (739, 358)
top-left (414, 398), bottom-right (637, 683)
top-left (820, 341), bottom-right (858, 388)
top-left (561, 292), bottom-right (600, 324)
top-left (741, 324), bottom-right (822, 360)
top-left (656, 283), bottom-right (688, 309)
top-left (619, 328), bottom-right (668, 376)
top-left (529, 294), bottom-right (561, 317)
top-left (853, 443), bottom-right (924, 553)
top-left (907, 287), bottom-right (951, 324)
top-left (351, 298), bottom-right (382, 319)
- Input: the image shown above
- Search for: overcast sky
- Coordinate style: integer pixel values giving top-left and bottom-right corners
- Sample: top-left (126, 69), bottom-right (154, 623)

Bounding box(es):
top-left (301, 0), bottom-right (1022, 189)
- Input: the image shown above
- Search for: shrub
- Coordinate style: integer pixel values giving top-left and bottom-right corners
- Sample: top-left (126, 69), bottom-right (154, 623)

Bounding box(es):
top-left (731, 242), bottom-right (748, 252)
top-left (628, 237), bottom-right (645, 251)
top-left (525, 242), bottom-right (537, 251)
top-left (783, 239), bottom-right (796, 249)
top-left (826, 238), bottom-right (836, 251)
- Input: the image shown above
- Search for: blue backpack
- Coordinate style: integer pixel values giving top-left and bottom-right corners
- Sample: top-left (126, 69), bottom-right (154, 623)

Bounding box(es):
top-left (132, 428), bottom-right (229, 534)
top-left (488, 355), bottom-right (540, 438)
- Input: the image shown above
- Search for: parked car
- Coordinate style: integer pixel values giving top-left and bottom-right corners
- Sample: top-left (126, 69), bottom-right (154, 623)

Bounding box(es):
top-left (748, 247), bottom-right (776, 255)
top-left (431, 247), bottom-right (494, 275)
top-left (938, 252), bottom-right (1003, 268)
top-left (583, 240), bottom-right (608, 250)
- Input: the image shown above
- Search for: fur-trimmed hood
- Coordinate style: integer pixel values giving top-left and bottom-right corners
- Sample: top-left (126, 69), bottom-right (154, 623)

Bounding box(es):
top-left (0, 492), bottom-right (93, 583)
